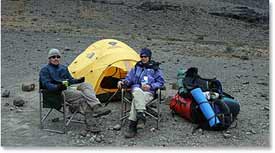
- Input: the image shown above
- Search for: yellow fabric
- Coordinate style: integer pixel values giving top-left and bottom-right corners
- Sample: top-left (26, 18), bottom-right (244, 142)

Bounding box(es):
top-left (68, 39), bottom-right (139, 95)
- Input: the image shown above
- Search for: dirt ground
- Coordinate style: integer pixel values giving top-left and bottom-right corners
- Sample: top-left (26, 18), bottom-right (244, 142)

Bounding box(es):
top-left (1, 0), bottom-right (270, 148)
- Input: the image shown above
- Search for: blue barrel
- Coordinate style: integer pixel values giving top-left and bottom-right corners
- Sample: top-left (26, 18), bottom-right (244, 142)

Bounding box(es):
top-left (191, 88), bottom-right (220, 127)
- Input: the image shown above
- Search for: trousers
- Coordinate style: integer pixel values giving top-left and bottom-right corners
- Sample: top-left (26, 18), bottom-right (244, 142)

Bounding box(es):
top-left (128, 88), bottom-right (154, 121)
top-left (63, 82), bottom-right (101, 114)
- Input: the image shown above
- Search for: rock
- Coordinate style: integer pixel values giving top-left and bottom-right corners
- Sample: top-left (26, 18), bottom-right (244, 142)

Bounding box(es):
top-left (250, 129), bottom-right (256, 134)
top-left (1, 89), bottom-right (10, 97)
top-left (16, 109), bottom-right (23, 113)
top-left (260, 94), bottom-right (268, 98)
top-left (264, 106), bottom-right (269, 111)
top-left (242, 81), bottom-right (249, 85)
top-left (13, 97), bottom-right (25, 107)
top-left (95, 137), bottom-right (102, 143)
top-left (89, 137), bottom-right (95, 142)
top-left (225, 46), bottom-right (235, 53)
top-left (79, 129), bottom-right (87, 137)
top-left (223, 133), bottom-right (231, 139)
top-left (137, 1), bottom-right (181, 11)
top-left (113, 124), bottom-right (121, 131)
top-left (22, 83), bottom-right (35, 92)
top-left (150, 127), bottom-right (156, 132)
top-left (67, 131), bottom-right (73, 135)
top-left (86, 126), bottom-right (101, 133)
top-left (10, 107), bottom-right (15, 111)
top-left (4, 103), bottom-right (9, 106)
top-left (31, 18), bottom-right (38, 21)
top-left (240, 56), bottom-right (249, 60)
top-left (197, 35), bottom-right (204, 40)
top-left (257, 82), bottom-right (268, 86)
top-left (209, 6), bottom-right (268, 24)
top-left (64, 47), bottom-right (71, 51)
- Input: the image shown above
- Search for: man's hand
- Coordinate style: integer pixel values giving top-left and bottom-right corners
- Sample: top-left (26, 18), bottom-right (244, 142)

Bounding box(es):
top-left (141, 84), bottom-right (151, 91)
top-left (117, 81), bottom-right (124, 89)
top-left (57, 84), bottom-right (67, 91)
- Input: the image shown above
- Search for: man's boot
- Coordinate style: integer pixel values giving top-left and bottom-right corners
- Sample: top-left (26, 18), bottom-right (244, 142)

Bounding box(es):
top-left (137, 112), bottom-right (146, 129)
top-left (92, 104), bottom-right (111, 118)
top-left (124, 120), bottom-right (137, 138)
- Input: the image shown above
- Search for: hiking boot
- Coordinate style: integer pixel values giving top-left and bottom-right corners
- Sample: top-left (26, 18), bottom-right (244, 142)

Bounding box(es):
top-left (92, 104), bottom-right (111, 118)
top-left (136, 112), bottom-right (146, 129)
top-left (124, 120), bottom-right (137, 138)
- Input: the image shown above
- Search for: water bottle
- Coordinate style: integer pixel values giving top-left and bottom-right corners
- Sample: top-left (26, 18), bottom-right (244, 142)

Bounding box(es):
top-left (177, 68), bottom-right (187, 94)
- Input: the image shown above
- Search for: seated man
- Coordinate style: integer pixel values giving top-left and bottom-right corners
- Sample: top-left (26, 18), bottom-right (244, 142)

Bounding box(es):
top-left (39, 48), bottom-right (111, 127)
top-left (117, 48), bottom-right (165, 138)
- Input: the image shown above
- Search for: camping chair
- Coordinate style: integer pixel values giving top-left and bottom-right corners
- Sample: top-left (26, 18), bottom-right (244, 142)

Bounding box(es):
top-left (39, 83), bottom-right (86, 134)
top-left (120, 86), bottom-right (166, 129)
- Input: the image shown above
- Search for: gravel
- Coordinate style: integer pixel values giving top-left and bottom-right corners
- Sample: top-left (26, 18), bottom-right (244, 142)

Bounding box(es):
top-left (1, 0), bottom-right (269, 147)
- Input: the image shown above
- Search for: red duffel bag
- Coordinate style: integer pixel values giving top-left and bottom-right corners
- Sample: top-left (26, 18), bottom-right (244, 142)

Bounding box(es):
top-left (169, 93), bottom-right (195, 122)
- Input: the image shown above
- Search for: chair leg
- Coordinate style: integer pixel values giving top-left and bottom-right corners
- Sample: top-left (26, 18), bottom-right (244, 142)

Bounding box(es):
top-left (157, 89), bottom-right (162, 129)
top-left (39, 92), bottom-right (43, 129)
top-left (41, 109), bottom-right (53, 122)
top-left (120, 89), bottom-right (125, 126)
top-left (63, 100), bottom-right (67, 134)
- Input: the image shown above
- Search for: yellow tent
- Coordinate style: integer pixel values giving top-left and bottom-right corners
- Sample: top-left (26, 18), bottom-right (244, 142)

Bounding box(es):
top-left (68, 39), bottom-right (139, 99)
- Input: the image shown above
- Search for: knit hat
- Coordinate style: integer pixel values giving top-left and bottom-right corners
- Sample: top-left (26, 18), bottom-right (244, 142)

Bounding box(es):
top-left (140, 48), bottom-right (152, 57)
top-left (48, 48), bottom-right (61, 58)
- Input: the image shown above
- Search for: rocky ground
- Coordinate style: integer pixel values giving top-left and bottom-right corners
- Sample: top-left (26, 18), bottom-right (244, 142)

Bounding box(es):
top-left (1, 0), bottom-right (270, 147)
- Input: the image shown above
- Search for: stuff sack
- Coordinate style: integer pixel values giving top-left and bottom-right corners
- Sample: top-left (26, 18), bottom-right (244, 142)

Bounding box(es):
top-left (169, 93), bottom-right (196, 122)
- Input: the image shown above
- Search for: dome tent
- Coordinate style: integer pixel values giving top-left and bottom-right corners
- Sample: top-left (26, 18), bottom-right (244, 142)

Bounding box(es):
top-left (68, 39), bottom-right (139, 101)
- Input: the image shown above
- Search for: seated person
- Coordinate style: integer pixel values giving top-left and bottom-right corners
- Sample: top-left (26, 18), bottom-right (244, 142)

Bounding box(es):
top-left (117, 48), bottom-right (165, 138)
top-left (39, 48), bottom-right (111, 128)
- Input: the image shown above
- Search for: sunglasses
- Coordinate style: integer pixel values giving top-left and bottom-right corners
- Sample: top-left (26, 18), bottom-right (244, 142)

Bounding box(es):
top-left (140, 56), bottom-right (148, 58)
top-left (50, 55), bottom-right (61, 59)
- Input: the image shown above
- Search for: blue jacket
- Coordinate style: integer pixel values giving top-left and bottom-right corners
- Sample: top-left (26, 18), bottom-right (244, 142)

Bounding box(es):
top-left (123, 61), bottom-right (165, 94)
top-left (39, 63), bottom-right (80, 91)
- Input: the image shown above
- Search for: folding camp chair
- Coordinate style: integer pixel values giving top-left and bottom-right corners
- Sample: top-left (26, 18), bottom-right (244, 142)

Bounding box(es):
top-left (120, 86), bottom-right (165, 129)
top-left (39, 83), bottom-right (86, 134)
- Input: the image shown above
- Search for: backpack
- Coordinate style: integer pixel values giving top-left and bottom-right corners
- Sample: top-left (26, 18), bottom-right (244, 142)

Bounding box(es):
top-left (192, 95), bottom-right (240, 131)
top-left (170, 93), bottom-right (240, 131)
top-left (171, 67), bottom-right (240, 131)
top-left (178, 67), bottom-right (223, 98)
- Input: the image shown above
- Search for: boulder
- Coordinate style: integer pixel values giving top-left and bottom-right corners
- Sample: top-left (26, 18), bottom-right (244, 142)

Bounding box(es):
top-left (1, 89), bottom-right (10, 97)
top-left (13, 97), bottom-right (25, 107)
top-left (22, 83), bottom-right (35, 92)
top-left (112, 124), bottom-right (121, 131)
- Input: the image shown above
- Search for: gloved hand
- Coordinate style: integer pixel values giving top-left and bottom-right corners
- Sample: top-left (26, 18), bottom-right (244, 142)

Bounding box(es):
top-left (77, 77), bottom-right (85, 83)
top-left (57, 84), bottom-right (67, 91)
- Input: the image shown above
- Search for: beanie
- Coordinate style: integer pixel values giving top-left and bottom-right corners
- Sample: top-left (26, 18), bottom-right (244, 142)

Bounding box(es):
top-left (48, 48), bottom-right (61, 58)
top-left (140, 48), bottom-right (152, 57)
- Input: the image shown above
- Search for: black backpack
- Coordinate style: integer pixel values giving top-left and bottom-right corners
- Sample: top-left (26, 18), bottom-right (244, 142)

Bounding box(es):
top-left (179, 67), bottom-right (223, 98)
top-left (191, 95), bottom-right (240, 131)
